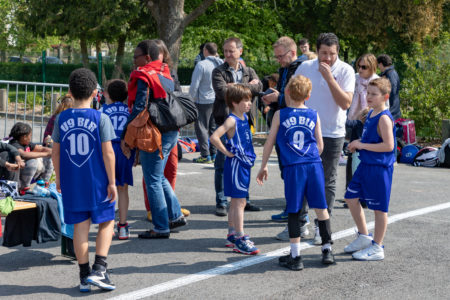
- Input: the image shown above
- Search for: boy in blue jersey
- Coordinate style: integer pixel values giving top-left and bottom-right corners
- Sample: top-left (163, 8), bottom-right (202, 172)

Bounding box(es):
top-left (52, 68), bottom-right (118, 292)
top-left (344, 77), bottom-right (395, 261)
top-left (101, 79), bottom-right (135, 240)
top-left (210, 84), bottom-right (259, 255)
top-left (257, 75), bottom-right (335, 270)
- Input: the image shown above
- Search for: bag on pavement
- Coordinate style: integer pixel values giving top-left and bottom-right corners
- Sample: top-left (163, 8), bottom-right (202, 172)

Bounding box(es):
top-left (413, 147), bottom-right (439, 167)
top-left (437, 138), bottom-right (450, 168)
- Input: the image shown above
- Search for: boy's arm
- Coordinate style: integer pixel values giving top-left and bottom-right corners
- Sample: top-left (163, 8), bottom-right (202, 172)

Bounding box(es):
top-left (315, 114), bottom-right (324, 155)
top-left (51, 142), bottom-right (61, 192)
top-left (102, 141), bottom-right (117, 203)
top-left (349, 115), bottom-right (394, 153)
top-left (256, 111), bottom-right (280, 185)
top-left (210, 117), bottom-right (236, 158)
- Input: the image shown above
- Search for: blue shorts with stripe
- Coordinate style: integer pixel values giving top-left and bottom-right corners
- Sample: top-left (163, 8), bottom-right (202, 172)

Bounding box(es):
top-left (64, 203), bottom-right (115, 225)
top-left (283, 162), bottom-right (327, 213)
top-left (112, 141), bottom-right (135, 187)
top-left (344, 162), bottom-right (393, 212)
top-left (224, 157), bottom-right (251, 198)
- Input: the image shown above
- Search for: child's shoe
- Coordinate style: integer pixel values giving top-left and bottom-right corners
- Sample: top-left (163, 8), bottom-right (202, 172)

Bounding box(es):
top-left (271, 210), bottom-right (288, 222)
top-left (117, 223), bottom-right (130, 240)
top-left (322, 248), bottom-right (335, 264)
top-left (193, 156), bottom-right (213, 163)
top-left (79, 277), bottom-right (91, 293)
top-left (344, 232), bottom-right (373, 253)
top-left (352, 241), bottom-right (384, 261)
top-left (86, 264), bottom-right (116, 290)
top-left (225, 233), bottom-right (237, 248)
top-left (279, 254), bottom-right (304, 271)
top-left (233, 236), bottom-right (260, 255)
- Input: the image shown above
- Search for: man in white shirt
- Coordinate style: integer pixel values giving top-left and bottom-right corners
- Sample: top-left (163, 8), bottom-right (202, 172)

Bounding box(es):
top-left (294, 32), bottom-right (355, 245)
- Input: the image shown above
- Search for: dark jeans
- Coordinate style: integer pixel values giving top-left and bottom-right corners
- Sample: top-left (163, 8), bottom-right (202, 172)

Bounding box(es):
top-left (194, 103), bottom-right (216, 158)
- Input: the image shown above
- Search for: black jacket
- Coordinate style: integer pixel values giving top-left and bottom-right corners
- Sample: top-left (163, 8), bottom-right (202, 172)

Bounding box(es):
top-left (380, 66), bottom-right (401, 120)
top-left (212, 62), bottom-right (262, 125)
top-left (270, 58), bottom-right (304, 112)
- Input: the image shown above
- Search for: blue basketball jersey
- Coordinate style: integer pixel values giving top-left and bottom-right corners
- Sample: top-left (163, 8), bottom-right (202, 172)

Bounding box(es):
top-left (100, 102), bottom-right (129, 143)
top-left (58, 108), bottom-right (111, 212)
top-left (359, 109), bottom-right (396, 167)
top-left (225, 113), bottom-right (256, 168)
top-left (277, 107), bottom-right (321, 166)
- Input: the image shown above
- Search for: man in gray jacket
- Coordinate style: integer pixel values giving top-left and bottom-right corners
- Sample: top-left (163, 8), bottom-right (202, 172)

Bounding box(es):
top-left (189, 42), bottom-right (223, 163)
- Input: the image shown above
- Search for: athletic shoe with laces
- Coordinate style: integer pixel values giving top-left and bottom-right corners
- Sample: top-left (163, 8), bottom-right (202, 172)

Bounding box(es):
top-left (117, 223), bottom-right (129, 240)
top-left (313, 219), bottom-right (322, 245)
top-left (275, 225), bottom-right (309, 241)
top-left (233, 236), bottom-right (260, 255)
top-left (344, 232), bottom-right (373, 253)
top-left (86, 264), bottom-right (115, 290)
top-left (193, 156), bottom-right (213, 164)
top-left (79, 277), bottom-right (91, 293)
top-left (352, 241), bottom-right (384, 261)
top-left (169, 216), bottom-right (187, 230)
top-left (271, 210), bottom-right (288, 222)
top-left (322, 248), bottom-right (335, 264)
top-left (225, 233), bottom-right (237, 248)
top-left (279, 254), bottom-right (304, 271)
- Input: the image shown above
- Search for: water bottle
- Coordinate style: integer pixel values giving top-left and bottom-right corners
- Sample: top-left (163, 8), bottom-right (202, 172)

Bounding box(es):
top-left (32, 185), bottom-right (51, 197)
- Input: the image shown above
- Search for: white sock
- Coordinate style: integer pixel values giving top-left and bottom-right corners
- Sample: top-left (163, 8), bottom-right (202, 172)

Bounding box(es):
top-left (290, 243), bottom-right (300, 258)
top-left (321, 243), bottom-right (332, 252)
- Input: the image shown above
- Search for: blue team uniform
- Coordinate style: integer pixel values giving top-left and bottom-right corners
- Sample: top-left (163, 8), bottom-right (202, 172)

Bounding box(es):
top-left (55, 108), bottom-right (116, 224)
top-left (277, 107), bottom-right (327, 213)
top-left (101, 102), bottom-right (135, 186)
top-left (223, 113), bottom-right (256, 198)
top-left (345, 109), bottom-right (395, 212)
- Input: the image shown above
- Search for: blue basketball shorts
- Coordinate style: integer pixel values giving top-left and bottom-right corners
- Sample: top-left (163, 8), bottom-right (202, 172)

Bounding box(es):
top-left (64, 203), bottom-right (115, 225)
top-left (113, 141), bottom-right (135, 187)
top-left (345, 162), bottom-right (393, 212)
top-left (224, 157), bottom-right (251, 198)
top-left (283, 162), bottom-right (327, 213)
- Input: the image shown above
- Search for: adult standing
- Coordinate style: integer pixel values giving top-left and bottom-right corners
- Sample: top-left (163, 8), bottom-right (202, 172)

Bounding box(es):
top-left (297, 38), bottom-right (310, 62)
top-left (261, 36), bottom-right (309, 240)
top-left (190, 42), bottom-right (223, 163)
top-left (212, 37), bottom-right (262, 216)
top-left (121, 40), bottom-right (186, 239)
top-left (377, 54), bottom-right (401, 120)
top-left (294, 33), bottom-right (355, 244)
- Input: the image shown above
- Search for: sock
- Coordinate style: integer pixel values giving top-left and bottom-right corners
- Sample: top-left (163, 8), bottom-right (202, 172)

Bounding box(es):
top-left (94, 255), bottom-right (107, 268)
top-left (321, 243), bottom-right (332, 252)
top-left (235, 232), bottom-right (244, 238)
top-left (228, 227), bottom-right (235, 235)
top-left (290, 243), bottom-right (300, 258)
top-left (119, 223), bottom-right (128, 227)
top-left (79, 262), bottom-right (90, 279)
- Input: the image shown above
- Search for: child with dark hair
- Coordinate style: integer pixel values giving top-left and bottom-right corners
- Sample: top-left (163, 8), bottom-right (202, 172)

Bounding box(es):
top-left (100, 79), bottom-right (135, 240)
top-left (210, 84), bottom-right (259, 255)
top-left (9, 122), bottom-right (53, 194)
top-left (52, 68), bottom-right (117, 292)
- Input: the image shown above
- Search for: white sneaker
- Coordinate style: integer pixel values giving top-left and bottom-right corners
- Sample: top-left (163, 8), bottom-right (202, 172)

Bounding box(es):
top-left (352, 243), bottom-right (384, 261)
top-left (344, 233), bottom-right (373, 253)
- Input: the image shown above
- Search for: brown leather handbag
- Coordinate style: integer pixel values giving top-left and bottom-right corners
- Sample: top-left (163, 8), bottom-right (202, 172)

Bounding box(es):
top-left (124, 88), bottom-right (163, 159)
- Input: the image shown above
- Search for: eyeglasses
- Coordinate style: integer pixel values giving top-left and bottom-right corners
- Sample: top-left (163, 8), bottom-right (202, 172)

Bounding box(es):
top-left (358, 65), bottom-right (369, 70)
top-left (274, 50), bottom-right (290, 60)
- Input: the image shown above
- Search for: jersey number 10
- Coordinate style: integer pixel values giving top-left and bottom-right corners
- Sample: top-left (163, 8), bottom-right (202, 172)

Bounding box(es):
top-left (67, 133), bottom-right (90, 156)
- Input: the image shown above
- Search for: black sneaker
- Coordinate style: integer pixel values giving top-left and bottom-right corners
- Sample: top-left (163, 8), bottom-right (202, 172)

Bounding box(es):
top-left (86, 264), bottom-right (115, 290)
top-left (138, 230), bottom-right (170, 239)
top-left (244, 203), bottom-right (262, 211)
top-left (322, 248), bottom-right (335, 265)
top-left (79, 277), bottom-right (91, 293)
top-left (279, 254), bottom-right (304, 271)
top-left (215, 206), bottom-right (227, 216)
top-left (169, 216), bottom-right (187, 229)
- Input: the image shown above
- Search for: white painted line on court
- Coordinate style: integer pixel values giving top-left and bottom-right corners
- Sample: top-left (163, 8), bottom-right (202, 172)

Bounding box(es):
top-left (177, 172), bottom-right (201, 176)
top-left (109, 201), bottom-right (450, 300)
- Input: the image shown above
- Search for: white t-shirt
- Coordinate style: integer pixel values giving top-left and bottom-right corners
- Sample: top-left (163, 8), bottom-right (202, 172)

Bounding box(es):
top-left (294, 58), bottom-right (355, 138)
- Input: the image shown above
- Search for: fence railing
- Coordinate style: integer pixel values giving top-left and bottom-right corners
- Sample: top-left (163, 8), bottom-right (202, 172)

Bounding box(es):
top-left (0, 80), bottom-right (268, 143)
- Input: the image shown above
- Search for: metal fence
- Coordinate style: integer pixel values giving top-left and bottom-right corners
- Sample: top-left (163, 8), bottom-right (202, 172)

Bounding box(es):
top-left (0, 80), bottom-right (268, 143)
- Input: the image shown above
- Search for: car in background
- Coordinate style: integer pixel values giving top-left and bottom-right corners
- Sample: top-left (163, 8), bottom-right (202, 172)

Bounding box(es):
top-left (36, 56), bottom-right (64, 64)
top-left (8, 56), bottom-right (32, 63)
top-left (88, 55), bottom-right (111, 63)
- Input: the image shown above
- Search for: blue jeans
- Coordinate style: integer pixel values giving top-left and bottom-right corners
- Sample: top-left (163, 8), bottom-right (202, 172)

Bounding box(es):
top-left (214, 136), bottom-right (250, 208)
top-left (140, 130), bottom-right (182, 233)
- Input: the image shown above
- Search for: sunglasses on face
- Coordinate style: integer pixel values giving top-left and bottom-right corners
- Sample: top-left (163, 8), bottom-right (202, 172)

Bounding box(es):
top-left (358, 65), bottom-right (368, 70)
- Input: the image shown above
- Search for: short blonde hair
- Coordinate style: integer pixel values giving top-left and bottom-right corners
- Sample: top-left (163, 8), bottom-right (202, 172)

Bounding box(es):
top-left (286, 75), bottom-right (312, 102)
top-left (369, 77), bottom-right (391, 96)
top-left (273, 36), bottom-right (296, 51)
top-left (225, 84), bottom-right (252, 109)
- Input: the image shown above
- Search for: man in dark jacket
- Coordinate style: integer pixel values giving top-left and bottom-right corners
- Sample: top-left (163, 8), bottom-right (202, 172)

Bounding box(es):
top-left (261, 36), bottom-right (309, 239)
top-left (212, 37), bottom-right (262, 216)
top-left (377, 54), bottom-right (401, 120)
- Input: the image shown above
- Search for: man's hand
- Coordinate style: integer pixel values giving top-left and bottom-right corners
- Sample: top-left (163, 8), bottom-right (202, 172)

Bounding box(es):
top-left (121, 140), bottom-right (131, 159)
top-left (262, 88), bottom-right (279, 105)
top-left (319, 62), bottom-right (334, 82)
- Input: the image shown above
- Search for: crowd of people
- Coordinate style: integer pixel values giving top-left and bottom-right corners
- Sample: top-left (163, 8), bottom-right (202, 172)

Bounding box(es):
top-left (0, 32), bottom-right (401, 292)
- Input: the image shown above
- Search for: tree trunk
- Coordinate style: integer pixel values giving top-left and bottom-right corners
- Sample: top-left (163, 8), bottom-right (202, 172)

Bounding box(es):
top-left (80, 36), bottom-right (89, 67)
top-left (112, 34), bottom-right (126, 79)
top-left (147, 0), bottom-right (216, 72)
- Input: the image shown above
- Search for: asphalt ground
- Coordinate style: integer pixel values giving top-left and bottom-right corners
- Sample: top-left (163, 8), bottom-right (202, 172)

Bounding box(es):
top-left (1, 146), bottom-right (449, 299)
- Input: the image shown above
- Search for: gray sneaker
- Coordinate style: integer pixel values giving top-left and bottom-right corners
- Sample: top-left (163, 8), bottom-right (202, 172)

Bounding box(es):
top-left (215, 206), bottom-right (227, 217)
top-left (275, 225), bottom-right (309, 241)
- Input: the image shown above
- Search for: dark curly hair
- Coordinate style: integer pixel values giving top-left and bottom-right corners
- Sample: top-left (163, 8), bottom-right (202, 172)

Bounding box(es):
top-left (106, 79), bottom-right (128, 102)
top-left (9, 122), bottom-right (32, 141)
top-left (69, 68), bottom-right (98, 100)
top-left (136, 40), bottom-right (160, 61)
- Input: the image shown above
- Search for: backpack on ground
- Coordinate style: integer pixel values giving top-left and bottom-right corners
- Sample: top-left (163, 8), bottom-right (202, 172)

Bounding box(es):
top-left (438, 138), bottom-right (450, 168)
top-left (413, 147), bottom-right (439, 167)
top-left (399, 144), bottom-right (420, 164)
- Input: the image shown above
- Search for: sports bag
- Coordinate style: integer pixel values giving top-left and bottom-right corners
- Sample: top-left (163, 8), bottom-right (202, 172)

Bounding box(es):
top-left (413, 147), bottom-right (439, 167)
top-left (124, 88), bottom-right (163, 159)
top-left (399, 144), bottom-right (420, 164)
top-left (438, 138), bottom-right (450, 168)
top-left (149, 89), bottom-right (198, 133)
top-left (395, 118), bottom-right (416, 144)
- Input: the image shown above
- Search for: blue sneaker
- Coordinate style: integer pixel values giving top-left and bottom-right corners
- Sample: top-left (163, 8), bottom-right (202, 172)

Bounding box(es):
top-left (226, 233), bottom-right (237, 248)
top-left (80, 277), bottom-right (91, 293)
top-left (87, 264), bottom-right (115, 291)
top-left (271, 210), bottom-right (288, 222)
top-left (233, 236), bottom-right (260, 255)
